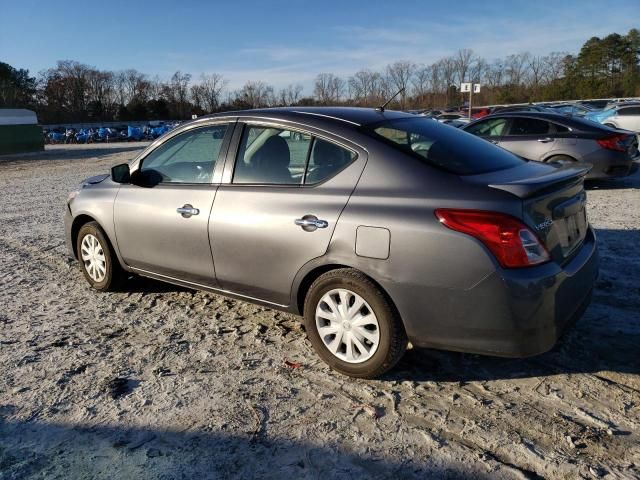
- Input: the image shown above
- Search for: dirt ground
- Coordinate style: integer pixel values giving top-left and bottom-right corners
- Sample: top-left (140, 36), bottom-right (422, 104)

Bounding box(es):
top-left (0, 144), bottom-right (638, 480)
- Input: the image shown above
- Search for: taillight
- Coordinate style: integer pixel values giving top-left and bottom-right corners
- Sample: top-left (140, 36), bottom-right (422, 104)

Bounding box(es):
top-left (597, 134), bottom-right (629, 152)
top-left (435, 209), bottom-right (550, 268)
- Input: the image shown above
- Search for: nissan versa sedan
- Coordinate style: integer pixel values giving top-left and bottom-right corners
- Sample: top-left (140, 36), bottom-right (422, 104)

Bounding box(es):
top-left (65, 107), bottom-right (599, 378)
top-left (463, 112), bottom-right (639, 179)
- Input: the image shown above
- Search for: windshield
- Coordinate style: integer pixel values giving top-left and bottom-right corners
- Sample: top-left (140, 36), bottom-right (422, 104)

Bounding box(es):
top-left (363, 117), bottom-right (525, 175)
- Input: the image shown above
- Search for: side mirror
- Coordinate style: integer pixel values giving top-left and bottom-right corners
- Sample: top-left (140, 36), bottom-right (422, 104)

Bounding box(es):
top-left (111, 163), bottom-right (131, 184)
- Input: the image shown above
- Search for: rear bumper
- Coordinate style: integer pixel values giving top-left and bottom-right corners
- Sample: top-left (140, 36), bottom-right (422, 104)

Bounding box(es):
top-left (584, 151), bottom-right (635, 179)
top-left (401, 227), bottom-right (599, 357)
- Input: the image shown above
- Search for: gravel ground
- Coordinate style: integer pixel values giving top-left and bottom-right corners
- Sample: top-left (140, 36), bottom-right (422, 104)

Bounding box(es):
top-left (0, 144), bottom-right (639, 479)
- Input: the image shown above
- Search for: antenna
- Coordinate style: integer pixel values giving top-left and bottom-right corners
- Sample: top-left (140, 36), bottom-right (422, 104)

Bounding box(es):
top-left (376, 87), bottom-right (405, 112)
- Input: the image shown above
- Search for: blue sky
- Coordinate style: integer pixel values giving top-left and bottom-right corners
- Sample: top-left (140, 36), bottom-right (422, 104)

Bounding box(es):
top-left (1, 0), bottom-right (638, 92)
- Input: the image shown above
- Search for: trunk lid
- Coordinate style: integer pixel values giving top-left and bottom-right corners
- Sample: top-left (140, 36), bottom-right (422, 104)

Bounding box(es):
top-left (463, 161), bottom-right (590, 264)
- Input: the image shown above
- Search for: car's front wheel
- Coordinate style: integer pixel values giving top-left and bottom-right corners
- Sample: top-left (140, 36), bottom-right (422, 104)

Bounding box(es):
top-left (303, 269), bottom-right (407, 378)
top-left (76, 221), bottom-right (124, 291)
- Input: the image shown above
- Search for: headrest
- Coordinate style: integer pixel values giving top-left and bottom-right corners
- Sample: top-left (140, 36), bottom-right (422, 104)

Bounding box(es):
top-left (254, 135), bottom-right (290, 168)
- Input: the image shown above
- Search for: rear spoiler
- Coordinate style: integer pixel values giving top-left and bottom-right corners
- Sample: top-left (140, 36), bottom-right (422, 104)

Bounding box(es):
top-left (486, 164), bottom-right (590, 198)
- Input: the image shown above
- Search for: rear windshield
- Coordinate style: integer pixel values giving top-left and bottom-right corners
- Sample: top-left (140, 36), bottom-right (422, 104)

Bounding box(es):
top-left (363, 117), bottom-right (525, 175)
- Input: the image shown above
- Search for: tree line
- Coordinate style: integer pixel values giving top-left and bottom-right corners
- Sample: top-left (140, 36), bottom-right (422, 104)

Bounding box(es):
top-left (1, 29), bottom-right (638, 124)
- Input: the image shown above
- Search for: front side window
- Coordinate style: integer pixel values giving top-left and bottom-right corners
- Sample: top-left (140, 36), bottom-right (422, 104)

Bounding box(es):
top-left (507, 118), bottom-right (550, 136)
top-left (139, 124), bottom-right (228, 184)
top-left (364, 117), bottom-right (524, 175)
top-left (465, 118), bottom-right (509, 137)
top-left (233, 126), bottom-right (311, 184)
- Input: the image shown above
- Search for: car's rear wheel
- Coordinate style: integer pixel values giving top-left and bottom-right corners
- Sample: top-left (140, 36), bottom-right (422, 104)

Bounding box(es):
top-left (76, 221), bottom-right (125, 291)
top-left (303, 268), bottom-right (407, 378)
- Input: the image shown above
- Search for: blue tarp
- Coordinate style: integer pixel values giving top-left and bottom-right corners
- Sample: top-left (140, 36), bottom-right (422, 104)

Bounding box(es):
top-left (127, 126), bottom-right (143, 140)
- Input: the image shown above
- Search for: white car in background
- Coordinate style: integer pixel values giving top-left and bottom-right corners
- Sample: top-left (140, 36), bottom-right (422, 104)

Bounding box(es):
top-left (599, 104), bottom-right (640, 132)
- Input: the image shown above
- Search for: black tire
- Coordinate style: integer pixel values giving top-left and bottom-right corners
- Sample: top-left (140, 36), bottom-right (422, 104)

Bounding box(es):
top-left (546, 155), bottom-right (576, 166)
top-left (76, 221), bottom-right (125, 291)
top-left (303, 268), bottom-right (407, 378)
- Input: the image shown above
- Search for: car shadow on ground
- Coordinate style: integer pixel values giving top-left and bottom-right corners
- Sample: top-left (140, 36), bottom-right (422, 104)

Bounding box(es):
top-left (98, 227), bottom-right (639, 384)
top-left (0, 419), bottom-right (485, 479)
top-left (585, 167), bottom-right (640, 190)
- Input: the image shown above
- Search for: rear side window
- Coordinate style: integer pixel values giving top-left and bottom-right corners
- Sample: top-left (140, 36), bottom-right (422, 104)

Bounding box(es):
top-left (554, 123), bottom-right (571, 133)
top-left (465, 118), bottom-right (508, 137)
top-left (233, 126), bottom-right (311, 184)
top-left (507, 118), bottom-right (550, 135)
top-left (365, 117), bottom-right (524, 175)
top-left (232, 125), bottom-right (356, 185)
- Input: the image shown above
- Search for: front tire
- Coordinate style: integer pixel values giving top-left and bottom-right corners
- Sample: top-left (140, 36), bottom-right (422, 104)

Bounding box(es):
top-left (76, 222), bottom-right (125, 291)
top-left (303, 269), bottom-right (407, 378)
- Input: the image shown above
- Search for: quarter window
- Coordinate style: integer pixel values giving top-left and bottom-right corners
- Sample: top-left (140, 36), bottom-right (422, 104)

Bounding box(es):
top-left (619, 107), bottom-right (640, 116)
top-left (507, 118), bottom-right (550, 136)
top-left (305, 139), bottom-right (356, 184)
top-left (139, 125), bottom-right (228, 184)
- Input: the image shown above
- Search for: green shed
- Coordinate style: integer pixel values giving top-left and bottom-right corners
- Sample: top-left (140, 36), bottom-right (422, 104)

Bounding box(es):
top-left (0, 109), bottom-right (44, 155)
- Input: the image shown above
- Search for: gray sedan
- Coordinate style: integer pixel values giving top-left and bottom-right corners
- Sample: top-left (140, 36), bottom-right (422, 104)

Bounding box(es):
top-left (463, 112), bottom-right (638, 179)
top-left (65, 107), bottom-right (599, 378)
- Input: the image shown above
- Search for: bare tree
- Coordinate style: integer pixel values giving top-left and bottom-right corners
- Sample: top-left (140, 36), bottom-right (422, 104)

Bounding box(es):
top-left (411, 65), bottom-right (432, 106)
top-left (454, 49), bottom-right (474, 84)
top-left (386, 61), bottom-right (415, 108)
top-left (198, 73), bottom-right (227, 112)
top-left (349, 69), bottom-right (384, 105)
top-left (278, 84), bottom-right (303, 106)
top-left (237, 80), bottom-right (274, 108)
top-left (314, 73), bottom-right (345, 104)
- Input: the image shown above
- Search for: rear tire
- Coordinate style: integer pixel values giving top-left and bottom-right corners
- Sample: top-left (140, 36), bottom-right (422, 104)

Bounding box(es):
top-left (76, 221), bottom-right (125, 291)
top-left (303, 268), bottom-right (407, 378)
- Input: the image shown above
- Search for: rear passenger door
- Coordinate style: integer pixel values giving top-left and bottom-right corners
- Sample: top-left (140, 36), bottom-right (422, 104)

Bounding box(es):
top-left (499, 117), bottom-right (555, 160)
top-left (209, 122), bottom-right (366, 305)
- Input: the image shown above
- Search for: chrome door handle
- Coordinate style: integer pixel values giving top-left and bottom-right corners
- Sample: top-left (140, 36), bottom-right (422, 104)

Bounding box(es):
top-left (295, 217), bottom-right (328, 229)
top-left (177, 204), bottom-right (200, 218)
top-left (537, 137), bottom-right (553, 143)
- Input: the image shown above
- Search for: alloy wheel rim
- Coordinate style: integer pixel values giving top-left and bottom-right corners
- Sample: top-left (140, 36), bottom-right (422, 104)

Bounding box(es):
top-left (80, 234), bottom-right (106, 282)
top-left (315, 288), bottom-right (380, 363)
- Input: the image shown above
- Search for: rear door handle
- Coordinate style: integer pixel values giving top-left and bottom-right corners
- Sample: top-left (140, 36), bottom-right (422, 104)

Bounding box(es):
top-left (177, 204), bottom-right (200, 218)
top-left (295, 216), bottom-right (328, 230)
top-left (537, 137), bottom-right (554, 143)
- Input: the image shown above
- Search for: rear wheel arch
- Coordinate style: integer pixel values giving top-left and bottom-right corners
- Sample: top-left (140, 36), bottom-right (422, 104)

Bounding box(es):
top-left (544, 154), bottom-right (577, 164)
top-left (295, 264), bottom-right (402, 323)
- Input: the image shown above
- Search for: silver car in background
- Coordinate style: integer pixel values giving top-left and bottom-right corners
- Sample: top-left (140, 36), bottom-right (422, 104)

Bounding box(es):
top-left (65, 107), bottom-right (599, 378)
top-left (463, 112), bottom-right (639, 179)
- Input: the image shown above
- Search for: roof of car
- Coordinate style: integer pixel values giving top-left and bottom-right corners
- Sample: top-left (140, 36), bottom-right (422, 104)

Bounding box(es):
top-left (471, 111), bottom-right (610, 131)
top-left (205, 106), bottom-right (414, 127)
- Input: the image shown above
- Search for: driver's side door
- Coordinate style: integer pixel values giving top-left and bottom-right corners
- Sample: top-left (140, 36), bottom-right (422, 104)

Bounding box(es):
top-left (114, 122), bottom-right (233, 286)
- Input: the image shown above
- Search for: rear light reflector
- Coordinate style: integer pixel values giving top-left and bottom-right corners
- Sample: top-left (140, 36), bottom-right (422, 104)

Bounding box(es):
top-left (597, 134), bottom-right (629, 152)
top-left (435, 209), bottom-right (550, 268)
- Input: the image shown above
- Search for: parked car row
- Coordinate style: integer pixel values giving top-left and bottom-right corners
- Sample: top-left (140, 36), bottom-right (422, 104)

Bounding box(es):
top-left (461, 112), bottom-right (639, 180)
top-left (44, 123), bottom-right (180, 144)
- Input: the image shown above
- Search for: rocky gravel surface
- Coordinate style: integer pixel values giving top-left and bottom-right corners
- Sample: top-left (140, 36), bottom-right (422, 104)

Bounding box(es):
top-left (0, 144), bottom-right (638, 479)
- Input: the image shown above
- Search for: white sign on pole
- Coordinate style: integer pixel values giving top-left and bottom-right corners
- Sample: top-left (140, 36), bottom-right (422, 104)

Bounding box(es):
top-left (473, 84), bottom-right (481, 93)
top-left (460, 83), bottom-right (471, 93)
